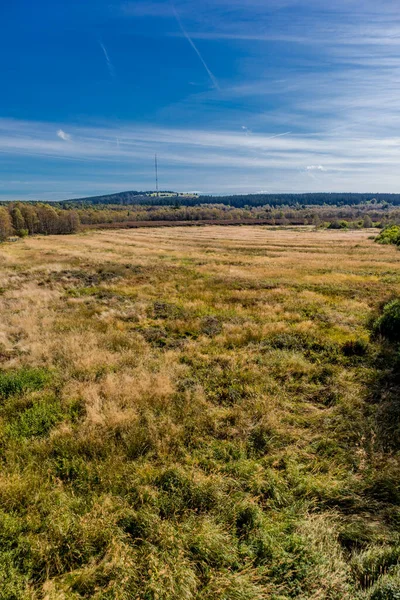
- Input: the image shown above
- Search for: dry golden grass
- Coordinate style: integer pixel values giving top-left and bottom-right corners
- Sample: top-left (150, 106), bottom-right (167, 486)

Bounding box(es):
top-left (0, 226), bottom-right (399, 599)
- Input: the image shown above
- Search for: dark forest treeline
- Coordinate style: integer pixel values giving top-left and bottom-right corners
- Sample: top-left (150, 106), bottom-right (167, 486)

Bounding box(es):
top-left (0, 203), bottom-right (80, 240)
top-left (60, 191), bottom-right (400, 208)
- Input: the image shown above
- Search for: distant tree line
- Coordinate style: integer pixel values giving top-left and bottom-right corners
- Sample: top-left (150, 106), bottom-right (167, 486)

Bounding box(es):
top-left (60, 191), bottom-right (400, 209)
top-left (0, 203), bottom-right (80, 241)
top-left (197, 193), bottom-right (400, 209)
top-left (72, 202), bottom-right (400, 229)
top-left (2, 196), bottom-right (400, 241)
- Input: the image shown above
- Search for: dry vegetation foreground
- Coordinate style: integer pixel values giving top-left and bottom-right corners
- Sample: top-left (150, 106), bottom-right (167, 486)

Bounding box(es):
top-left (0, 226), bottom-right (399, 599)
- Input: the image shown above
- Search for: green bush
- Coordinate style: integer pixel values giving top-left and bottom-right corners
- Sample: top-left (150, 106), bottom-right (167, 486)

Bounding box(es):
top-left (373, 300), bottom-right (400, 342)
top-left (328, 220), bottom-right (349, 229)
top-left (375, 226), bottom-right (400, 246)
top-left (0, 367), bottom-right (52, 399)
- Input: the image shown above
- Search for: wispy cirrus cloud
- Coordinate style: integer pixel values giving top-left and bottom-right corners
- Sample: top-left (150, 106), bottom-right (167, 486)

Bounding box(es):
top-left (2, 118), bottom-right (400, 190)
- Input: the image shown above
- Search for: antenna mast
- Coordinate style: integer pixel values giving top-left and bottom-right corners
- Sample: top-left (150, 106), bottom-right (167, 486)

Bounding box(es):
top-left (154, 153), bottom-right (159, 197)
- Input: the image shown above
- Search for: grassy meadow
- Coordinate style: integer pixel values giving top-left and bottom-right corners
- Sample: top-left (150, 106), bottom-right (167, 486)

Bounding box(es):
top-left (0, 225), bottom-right (399, 599)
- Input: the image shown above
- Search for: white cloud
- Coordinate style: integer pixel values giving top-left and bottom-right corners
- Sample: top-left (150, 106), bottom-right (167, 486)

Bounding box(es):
top-left (57, 129), bottom-right (71, 141)
top-left (306, 165), bottom-right (326, 171)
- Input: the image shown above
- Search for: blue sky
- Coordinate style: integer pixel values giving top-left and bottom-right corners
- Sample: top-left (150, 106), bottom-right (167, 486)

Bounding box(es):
top-left (1, 0), bottom-right (400, 199)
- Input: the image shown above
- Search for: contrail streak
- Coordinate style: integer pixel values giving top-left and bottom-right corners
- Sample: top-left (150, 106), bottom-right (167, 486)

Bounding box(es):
top-left (100, 41), bottom-right (115, 78)
top-left (171, 4), bottom-right (220, 90)
top-left (242, 129), bottom-right (291, 141)
top-left (265, 131), bottom-right (292, 140)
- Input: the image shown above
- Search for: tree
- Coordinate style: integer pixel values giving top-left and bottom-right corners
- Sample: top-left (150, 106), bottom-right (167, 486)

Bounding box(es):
top-left (35, 204), bottom-right (59, 234)
top-left (58, 210), bottom-right (80, 233)
top-left (20, 204), bottom-right (40, 234)
top-left (363, 215), bottom-right (373, 228)
top-left (10, 206), bottom-right (26, 235)
top-left (0, 208), bottom-right (13, 241)
top-left (312, 214), bottom-right (321, 227)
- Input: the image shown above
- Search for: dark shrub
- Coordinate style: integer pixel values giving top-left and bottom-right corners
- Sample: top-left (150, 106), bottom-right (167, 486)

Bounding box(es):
top-left (342, 339), bottom-right (369, 357)
top-left (236, 505), bottom-right (262, 536)
top-left (200, 316), bottom-right (222, 336)
top-left (373, 300), bottom-right (400, 343)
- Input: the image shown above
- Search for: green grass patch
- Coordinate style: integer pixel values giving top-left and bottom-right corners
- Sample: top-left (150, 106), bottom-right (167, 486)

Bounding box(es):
top-left (0, 367), bottom-right (52, 399)
top-left (5, 397), bottom-right (63, 439)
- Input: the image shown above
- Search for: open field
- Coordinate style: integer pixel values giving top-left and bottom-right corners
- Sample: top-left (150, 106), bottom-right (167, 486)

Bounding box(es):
top-left (82, 218), bottom-right (304, 230)
top-left (0, 226), bottom-right (399, 599)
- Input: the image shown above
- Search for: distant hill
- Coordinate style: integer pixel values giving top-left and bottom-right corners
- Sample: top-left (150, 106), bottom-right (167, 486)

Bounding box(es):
top-left (62, 191), bottom-right (173, 206)
top-left (60, 191), bottom-right (400, 209)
